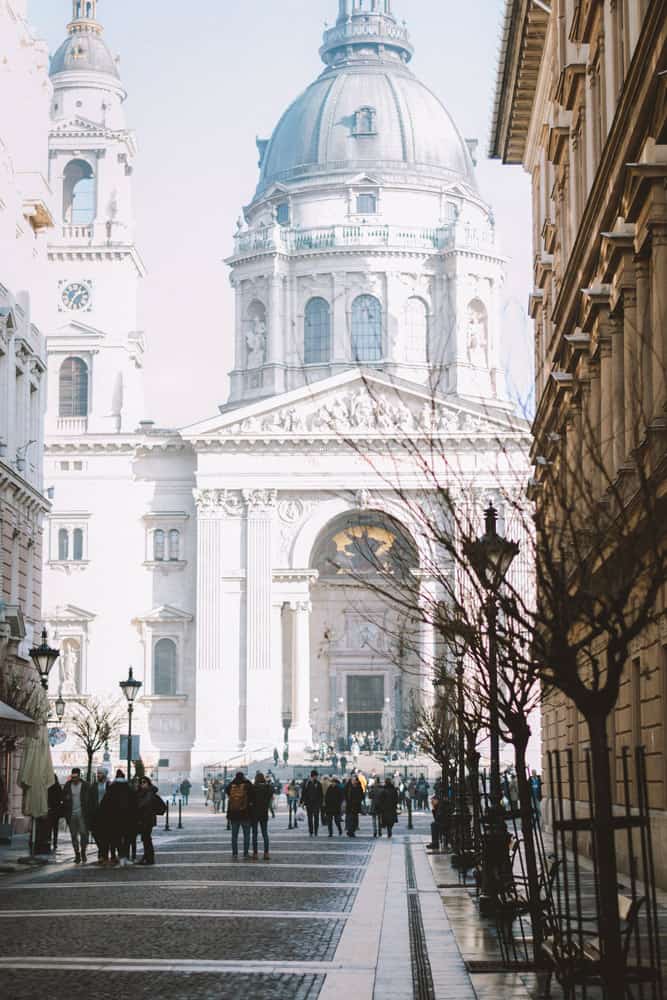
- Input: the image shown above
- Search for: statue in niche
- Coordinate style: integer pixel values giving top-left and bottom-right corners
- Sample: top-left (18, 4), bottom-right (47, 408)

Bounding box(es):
top-left (246, 315), bottom-right (266, 369)
top-left (61, 642), bottom-right (79, 695)
top-left (381, 702), bottom-right (394, 747)
top-left (350, 392), bottom-right (375, 430)
top-left (466, 300), bottom-right (489, 368)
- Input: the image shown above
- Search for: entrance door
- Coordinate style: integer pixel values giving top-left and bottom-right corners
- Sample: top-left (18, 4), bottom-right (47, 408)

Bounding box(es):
top-left (347, 675), bottom-right (384, 736)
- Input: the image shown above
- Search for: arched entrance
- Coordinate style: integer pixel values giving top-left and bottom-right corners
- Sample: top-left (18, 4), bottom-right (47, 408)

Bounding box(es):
top-left (308, 509), bottom-right (421, 750)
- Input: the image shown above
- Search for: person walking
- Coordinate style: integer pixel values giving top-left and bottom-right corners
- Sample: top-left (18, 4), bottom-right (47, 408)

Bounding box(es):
top-left (135, 776), bottom-right (163, 865)
top-left (340, 754), bottom-right (347, 776)
top-left (273, 747), bottom-right (280, 768)
top-left (179, 778), bottom-right (191, 806)
top-left (98, 768), bottom-right (137, 866)
top-left (212, 779), bottom-right (223, 814)
top-left (368, 777), bottom-right (381, 838)
top-left (301, 770), bottom-right (323, 837)
top-left (250, 772), bottom-right (273, 860)
top-left (286, 779), bottom-right (299, 829)
top-left (226, 771), bottom-right (254, 859)
top-left (344, 775), bottom-right (363, 837)
top-left (62, 767), bottom-right (90, 863)
top-left (47, 774), bottom-right (64, 851)
top-left (376, 778), bottom-right (399, 838)
top-left (86, 768), bottom-right (111, 864)
top-left (171, 779), bottom-right (180, 806)
top-left (325, 777), bottom-right (344, 836)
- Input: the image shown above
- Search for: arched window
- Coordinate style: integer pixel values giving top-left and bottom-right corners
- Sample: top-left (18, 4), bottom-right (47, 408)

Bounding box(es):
top-left (153, 638), bottom-right (177, 696)
top-left (404, 298), bottom-right (428, 361)
top-left (353, 106), bottom-right (377, 136)
top-left (245, 300), bottom-right (267, 369)
top-left (58, 528), bottom-right (69, 561)
top-left (304, 298), bottom-right (331, 364)
top-left (351, 295), bottom-right (383, 363)
top-left (356, 193), bottom-right (377, 215)
top-left (63, 159), bottom-right (96, 225)
top-left (276, 202), bottom-right (290, 226)
top-left (153, 529), bottom-right (165, 562)
top-left (168, 529), bottom-right (180, 561)
top-left (72, 528), bottom-right (84, 561)
top-left (59, 357), bottom-right (89, 417)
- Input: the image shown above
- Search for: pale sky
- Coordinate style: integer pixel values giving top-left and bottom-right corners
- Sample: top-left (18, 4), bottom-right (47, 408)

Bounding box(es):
top-left (29, 0), bottom-right (534, 427)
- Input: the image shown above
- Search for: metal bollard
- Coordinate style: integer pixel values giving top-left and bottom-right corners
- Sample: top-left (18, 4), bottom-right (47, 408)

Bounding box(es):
top-left (407, 798), bottom-right (413, 830)
top-left (165, 802), bottom-right (170, 831)
top-left (178, 800), bottom-right (183, 829)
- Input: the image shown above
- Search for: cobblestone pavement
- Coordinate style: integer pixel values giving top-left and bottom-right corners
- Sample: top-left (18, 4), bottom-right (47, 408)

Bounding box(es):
top-left (0, 802), bottom-right (479, 999)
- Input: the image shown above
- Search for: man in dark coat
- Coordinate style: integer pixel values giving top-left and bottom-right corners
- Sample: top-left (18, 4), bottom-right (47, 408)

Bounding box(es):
top-left (344, 775), bottom-right (364, 837)
top-left (179, 778), bottom-right (191, 806)
top-left (250, 772), bottom-right (273, 860)
top-left (226, 771), bottom-right (255, 859)
top-left (98, 769), bottom-right (137, 867)
top-left (47, 775), bottom-right (64, 851)
top-left (324, 777), bottom-right (344, 836)
top-left (85, 768), bottom-right (111, 864)
top-left (300, 770), bottom-right (323, 837)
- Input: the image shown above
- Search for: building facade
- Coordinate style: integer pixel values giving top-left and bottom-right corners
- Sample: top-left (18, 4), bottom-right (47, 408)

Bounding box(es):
top-left (43, 0), bottom-right (530, 781)
top-left (490, 0), bottom-right (667, 882)
top-left (0, 0), bottom-right (53, 826)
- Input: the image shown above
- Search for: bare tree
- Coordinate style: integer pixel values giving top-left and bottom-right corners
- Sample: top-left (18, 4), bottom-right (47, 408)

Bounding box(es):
top-left (70, 699), bottom-right (123, 781)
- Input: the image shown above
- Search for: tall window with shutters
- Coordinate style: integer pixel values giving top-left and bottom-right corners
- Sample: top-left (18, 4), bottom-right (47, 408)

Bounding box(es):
top-left (153, 529), bottom-right (166, 562)
top-left (59, 357), bottom-right (89, 417)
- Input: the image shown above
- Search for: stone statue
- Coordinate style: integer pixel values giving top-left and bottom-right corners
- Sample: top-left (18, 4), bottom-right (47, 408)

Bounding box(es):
top-left (350, 391), bottom-right (375, 430)
top-left (466, 301), bottom-right (488, 368)
top-left (246, 317), bottom-right (266, 369)
top-left (381, 703), bottom-right (394, 746)
top-left (61, 644), bottom-right (78, 695)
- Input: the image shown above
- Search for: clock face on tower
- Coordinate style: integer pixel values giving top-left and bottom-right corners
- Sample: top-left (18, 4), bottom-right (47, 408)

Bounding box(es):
top-left (61, 282), bottom-right (92, 311)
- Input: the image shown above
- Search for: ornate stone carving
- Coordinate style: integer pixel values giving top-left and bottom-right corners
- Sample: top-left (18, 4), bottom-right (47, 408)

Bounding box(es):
top-left (278, 498), bottom-right (304, 523)
top-left (355, 488), bottom-right (372, 510)
top-left (194, 489), bottom-right (243, 515)
top-left (243, 488), bottom-right (278, 512)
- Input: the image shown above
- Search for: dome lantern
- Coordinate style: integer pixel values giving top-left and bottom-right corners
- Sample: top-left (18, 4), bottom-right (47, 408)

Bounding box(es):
top-left (322, 0), bottom-right (413, 66)
top-left (51, 0), bottom-right (121, 81)
top-left (69, 0), bottom-right (101, 35)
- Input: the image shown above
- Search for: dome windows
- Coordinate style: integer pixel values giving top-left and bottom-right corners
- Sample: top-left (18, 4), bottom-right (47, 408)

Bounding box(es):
top-left (352, 106), bottom-right (377, 137)
top-left (304, 298), bottom-right (331, 365)
top-left (276, 202), bottom-right (290, 226)
top-left (356, 192), bottom-right (377, 215)
top-left (352, 295), bottom-right (383, 363)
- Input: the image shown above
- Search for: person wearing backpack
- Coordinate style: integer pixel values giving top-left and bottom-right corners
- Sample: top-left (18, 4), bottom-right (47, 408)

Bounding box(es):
top-left (300, 770), bottom-right (323, 837)
top-left (226, 771), bottom-right (254, 859)
top-left (135, 776), bottom-right (164, 865)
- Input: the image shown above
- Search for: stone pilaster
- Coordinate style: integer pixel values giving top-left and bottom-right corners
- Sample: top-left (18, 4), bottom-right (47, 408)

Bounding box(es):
top-left (622, 287), bottom-right (638, 455)
top-left (650, 227), bottom-right (667, 424)
top-left (290, 599), bottom-right (313, 747)
top-left (635, 256), bottom-right (652, 432)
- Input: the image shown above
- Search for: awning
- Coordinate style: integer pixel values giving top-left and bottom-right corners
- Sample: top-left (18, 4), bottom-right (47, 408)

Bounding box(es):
top-left (0, 700), bottom-right (37, 739)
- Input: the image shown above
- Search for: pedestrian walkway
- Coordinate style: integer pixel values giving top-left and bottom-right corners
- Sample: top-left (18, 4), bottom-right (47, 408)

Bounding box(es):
top-left (0, 802), bottom-right (480, 999)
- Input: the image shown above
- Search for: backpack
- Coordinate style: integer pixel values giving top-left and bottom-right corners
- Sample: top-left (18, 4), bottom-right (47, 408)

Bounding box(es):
top-left (228, 781), bottom-right (248, 813)
top-left (152, 794), bottom-right (167, 816)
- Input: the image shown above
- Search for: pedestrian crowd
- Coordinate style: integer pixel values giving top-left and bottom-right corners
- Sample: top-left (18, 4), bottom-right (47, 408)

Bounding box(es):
top-left (47, 766), bottom-right (167, 867)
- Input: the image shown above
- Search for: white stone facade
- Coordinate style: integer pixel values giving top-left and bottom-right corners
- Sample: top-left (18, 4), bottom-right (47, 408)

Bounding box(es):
top-left (43, 1), bottom-right (530, 780)
top-left (0, 0), bottom-right (53, 825)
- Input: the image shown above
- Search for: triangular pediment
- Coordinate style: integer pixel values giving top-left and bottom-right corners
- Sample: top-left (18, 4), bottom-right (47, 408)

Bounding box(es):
top-left (183, 370), bottom-right (526, 445)
top-left (50, 319), bottom-right (106, 341)
top-left (48, 603), bottom-right (96, 624)
top-left (135, 605), bottom-right (193, 624)
top-left (351, 172), bottom-right (382, 187)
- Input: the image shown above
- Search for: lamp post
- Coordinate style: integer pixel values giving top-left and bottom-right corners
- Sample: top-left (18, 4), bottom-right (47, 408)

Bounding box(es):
top-left (29, 628), bottom-right (60, 691)
top-left (119, 667), bottom-right (142, 780)
top-left (464, 503), bottom-right (518, 913)
top-left (54, 695), bottom-right (66, 723)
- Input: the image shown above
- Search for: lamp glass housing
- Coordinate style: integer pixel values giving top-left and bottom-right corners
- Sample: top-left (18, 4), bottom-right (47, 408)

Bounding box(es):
top-left (119, 666), bottom-right (142, 704)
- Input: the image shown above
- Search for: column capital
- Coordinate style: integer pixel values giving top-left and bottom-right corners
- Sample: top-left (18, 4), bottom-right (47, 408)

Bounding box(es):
top-left (194, 488), bottom-right (243, 516)
top-left (243, 488), bottom-right (278, 513)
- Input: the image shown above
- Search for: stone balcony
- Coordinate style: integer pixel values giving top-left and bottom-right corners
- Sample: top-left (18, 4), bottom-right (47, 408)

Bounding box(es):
top-left (231, 220), bottom-right (496, 260)
top-left (56, 416), bottom-right (88, 434)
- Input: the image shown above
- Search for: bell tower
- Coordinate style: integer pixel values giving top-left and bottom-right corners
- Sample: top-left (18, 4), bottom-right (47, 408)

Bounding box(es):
top-left (45, 0), bottom-right (146, 437)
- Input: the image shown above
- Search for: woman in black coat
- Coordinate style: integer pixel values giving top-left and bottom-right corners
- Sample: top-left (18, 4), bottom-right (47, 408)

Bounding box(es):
top-left (376, 779), bottom-right (399, 838)
top-left (98, 769), bottom-right (137, 867)
top-left (135, 777), bottom-right (160, 865)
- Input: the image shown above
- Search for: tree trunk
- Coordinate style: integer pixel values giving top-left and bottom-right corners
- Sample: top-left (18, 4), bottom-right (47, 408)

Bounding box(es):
top-left (587, 712), bottom-right (624, 1000)
top-left (515, 738), bottom-right (542, 963)
top-left (86, 752), bottom-right (93, 783)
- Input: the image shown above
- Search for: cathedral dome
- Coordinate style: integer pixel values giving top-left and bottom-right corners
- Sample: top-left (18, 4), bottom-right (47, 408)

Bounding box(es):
top-left (256, 1), bottom-right (476, 197)
top-left (50, 1), bottom-right (119, 80)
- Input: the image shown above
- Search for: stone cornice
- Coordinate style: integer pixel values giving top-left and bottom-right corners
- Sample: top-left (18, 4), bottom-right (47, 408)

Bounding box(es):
top-left (0, 462), bottom-right (49, 515)
top-left (48, 244), bottom-right (147, 277)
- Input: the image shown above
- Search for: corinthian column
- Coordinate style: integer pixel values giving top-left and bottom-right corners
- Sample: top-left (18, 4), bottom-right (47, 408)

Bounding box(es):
top-left (244, 489), bottom-right (279, 746)
top-left (651, 226), bottom-right (667, 423)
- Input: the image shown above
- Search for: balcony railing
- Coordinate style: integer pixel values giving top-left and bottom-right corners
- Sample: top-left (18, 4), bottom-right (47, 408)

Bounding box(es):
top-left (232, 221), bottom-right (495, 258)
top-left (56, 417), bottom-right (88, 434)
top-left (61, 225), bottom-right (94, 240)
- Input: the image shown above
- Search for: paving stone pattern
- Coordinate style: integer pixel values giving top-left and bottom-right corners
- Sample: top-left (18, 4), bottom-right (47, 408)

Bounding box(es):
top-left (0, 970), bottom-right (325, 1000)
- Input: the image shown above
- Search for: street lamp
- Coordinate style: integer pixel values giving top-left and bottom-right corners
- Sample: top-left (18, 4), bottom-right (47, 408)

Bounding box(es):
top-left (29, 628), bottom-right (60, 690)
top-left (464, 502), bottom-right (518, 913)
top-left (282, 708), bottom-right (292, 747)
top-left (119, 667), bottom-right (142, 780)
top-left (54, 695), bottom-right (66, 723)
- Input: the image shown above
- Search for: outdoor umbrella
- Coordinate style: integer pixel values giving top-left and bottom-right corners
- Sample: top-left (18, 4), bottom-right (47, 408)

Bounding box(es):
top-left (18, 720), bottom-right (54, 821)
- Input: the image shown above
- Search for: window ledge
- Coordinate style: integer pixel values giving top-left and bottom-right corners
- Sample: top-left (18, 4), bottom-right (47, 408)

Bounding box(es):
top-left (140, 694), bottom-right (188, 704)
top-left (143, 560), bottom-right (187, 573)
top-left (48, 560), bottom-right (90, 574)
